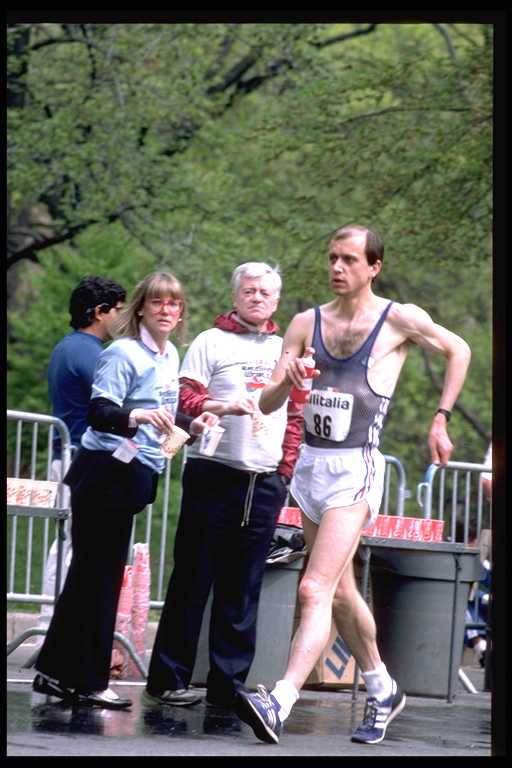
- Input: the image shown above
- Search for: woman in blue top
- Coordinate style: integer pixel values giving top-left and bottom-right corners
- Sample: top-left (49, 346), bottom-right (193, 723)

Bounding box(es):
top-left (33, 271), bottom-right (218, 709)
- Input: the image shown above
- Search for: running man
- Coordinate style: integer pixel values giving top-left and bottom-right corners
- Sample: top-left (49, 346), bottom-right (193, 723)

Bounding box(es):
top-left (234, 224), bottom-right (471, 745)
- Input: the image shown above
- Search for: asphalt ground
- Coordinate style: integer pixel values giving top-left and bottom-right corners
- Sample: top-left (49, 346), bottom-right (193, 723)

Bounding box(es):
top-left (6, 643), bottom-right (491, 758)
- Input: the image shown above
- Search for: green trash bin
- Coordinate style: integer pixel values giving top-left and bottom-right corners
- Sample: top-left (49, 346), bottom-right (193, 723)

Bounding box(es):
top-left (192, 557), bottom-right (304, 689)
top-left (367, 538), bottom-right (483, 699)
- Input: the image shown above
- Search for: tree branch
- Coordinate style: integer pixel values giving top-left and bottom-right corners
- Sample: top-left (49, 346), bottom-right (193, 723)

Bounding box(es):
top-left (432, 24), bottom-right (456, 60)
top-left (312, 24), bottom-right (378, 48)
top-left (6, 206), bottom-right (137, 269)
top-left (206, 52), bottom-right (259, 94)
top-left (446, 24), bottom-right (480, 48)
top-left (205, 25), bottom-right (240, 81)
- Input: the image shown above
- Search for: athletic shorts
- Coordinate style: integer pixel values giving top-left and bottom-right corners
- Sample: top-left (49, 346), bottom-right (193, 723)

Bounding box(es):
top-left (290, 443), bottom-right (385, 527)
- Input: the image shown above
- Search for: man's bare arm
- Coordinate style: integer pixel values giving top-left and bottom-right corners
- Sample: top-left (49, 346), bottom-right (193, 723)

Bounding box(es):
top-left (392, 303), bottom-right (471, 464)
top-left (259, 311), bottom-right (315, 414)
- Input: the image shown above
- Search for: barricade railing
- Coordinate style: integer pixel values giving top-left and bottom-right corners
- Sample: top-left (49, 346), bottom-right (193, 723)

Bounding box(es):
top-left (417, 460), bottom-right (492, 672)
top-left (356, 458), bottom-right (491, 702)
top-left (381, 454), bottom-right (409, 517)
top-left (417, 461), bottom-right (492, 697)
top-left (8, 411), bottom-right (489, 695)
top-left (416, 460), bottom-right (491, 542)
top-left (6, 408), bottom-right (186, 676)
top-left (7, 410), bottom-right (72, 656)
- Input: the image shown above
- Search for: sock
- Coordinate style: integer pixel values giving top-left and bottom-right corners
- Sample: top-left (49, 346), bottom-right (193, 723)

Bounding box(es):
top-left (473, 638), bottom-right (486, 655)
top-left (271, 679), bottom-right (300, 722)
top-left (362, 662), bottom-right (394, 701)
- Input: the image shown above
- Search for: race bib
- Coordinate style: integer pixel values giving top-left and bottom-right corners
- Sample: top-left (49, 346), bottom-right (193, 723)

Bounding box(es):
top-left (304, 389), bottom-right (354, 442)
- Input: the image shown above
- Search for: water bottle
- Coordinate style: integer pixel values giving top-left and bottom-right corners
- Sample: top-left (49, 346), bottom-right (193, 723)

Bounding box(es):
top-left (290, 352), bottom-right (316, 404)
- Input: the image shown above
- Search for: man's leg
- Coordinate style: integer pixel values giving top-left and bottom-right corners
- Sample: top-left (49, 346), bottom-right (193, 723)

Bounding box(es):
top-left (283, 503), bottom-right (367, 689)
top-left (332, 550), bottom-right (406, 744)
top-left (235, 501), bottom-right (368, 743)
top-left (332, 560), bottom-right (381, 671)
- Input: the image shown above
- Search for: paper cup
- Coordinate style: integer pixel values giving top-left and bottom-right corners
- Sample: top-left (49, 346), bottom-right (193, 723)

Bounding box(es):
top-left (390, 516), bottom-right (406, 539)
top-left (374, 515), bottom-right (392, 537)
top-left (7, 478), bottom-right (21, 505)
top-left (30, 480), bottom-right (59, 508)
top-left (7, 477), bottom-right (26, 504)
top-left (421, 518), bottom-right (435, 542)
top-left (362, 520), bottom-right (376, 537)
top-left (160, 425), bottom-right (190, 458)
top-left (277, 506), bottom-right (302, 527)
top-left (16, 479), bottom-right (33, 506)
top-left (432, 519), bottom-right (445, 542)
top-left (199, 425), bottom-right (225, 457)
top-left (405, 517), bottom-right (422, 541)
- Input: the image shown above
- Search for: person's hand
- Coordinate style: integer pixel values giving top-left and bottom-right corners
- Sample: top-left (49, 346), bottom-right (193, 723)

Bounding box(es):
top-left (222, 398), bottom-right (257, 417)
top-left (132, 406), bottom-right (175, 433)
top-left (190, 411), bottom-right (219, 435)
top-left (284, 345), bottom-right (320, 389)
top-left (428, 416), bottom-right (454, 465)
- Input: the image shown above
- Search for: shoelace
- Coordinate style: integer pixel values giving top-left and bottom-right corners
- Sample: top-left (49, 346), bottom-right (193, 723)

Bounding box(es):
top-left (361, 697), bottom-right (379, 728)
top-left (255, 684), bottom-right (275, 712)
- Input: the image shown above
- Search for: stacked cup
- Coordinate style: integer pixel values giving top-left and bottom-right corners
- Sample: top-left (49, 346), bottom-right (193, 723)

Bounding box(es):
top-left (364, 515), bottom-right (445, 542)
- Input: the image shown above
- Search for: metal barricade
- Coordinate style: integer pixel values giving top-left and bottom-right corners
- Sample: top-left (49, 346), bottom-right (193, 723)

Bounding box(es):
top-left (354, 458), bottom-right (491, 702)
top-left (416, 460), bottom-right (491, 539)
top-left (6, 406), bottom-right (187, 677)
top-left (417, 461), bottom-right (492, 696)
top-left (6, 410), bottom-right (72, 655)
top-left (381, 454), bottom-right (409, 517)
top-left (417, 460), bottom-right (491, 634)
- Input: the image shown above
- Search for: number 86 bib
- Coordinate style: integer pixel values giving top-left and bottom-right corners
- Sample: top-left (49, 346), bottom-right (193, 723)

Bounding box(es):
top-left (304, 389), bottom-right (354, 442)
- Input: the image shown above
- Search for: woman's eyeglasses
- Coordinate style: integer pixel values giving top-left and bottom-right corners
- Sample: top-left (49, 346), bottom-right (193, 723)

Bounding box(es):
top-left (147, 298), bottom-right (182, 311)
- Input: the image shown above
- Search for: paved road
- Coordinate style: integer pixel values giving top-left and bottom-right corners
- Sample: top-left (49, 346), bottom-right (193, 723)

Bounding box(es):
top-left (7, 655), bottom-right (491, 757)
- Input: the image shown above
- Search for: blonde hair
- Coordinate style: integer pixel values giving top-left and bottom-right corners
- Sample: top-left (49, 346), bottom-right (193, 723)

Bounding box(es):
top-left (114, 271), bottom-right (188, 344)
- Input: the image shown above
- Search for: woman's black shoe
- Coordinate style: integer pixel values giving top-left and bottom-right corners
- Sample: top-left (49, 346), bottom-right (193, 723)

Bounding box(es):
top-left (33, 673), bottom-right (75, 701)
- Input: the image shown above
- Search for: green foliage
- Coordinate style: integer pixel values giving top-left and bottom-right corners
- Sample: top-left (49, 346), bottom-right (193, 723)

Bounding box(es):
top-left (7, 21), bottom-right (492, 504)
top-left (7, 225), bottom-right (155, 417)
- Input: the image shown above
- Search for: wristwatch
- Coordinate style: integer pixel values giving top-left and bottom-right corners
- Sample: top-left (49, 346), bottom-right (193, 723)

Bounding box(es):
top-left (436, 408), bottom-right (451, 422)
